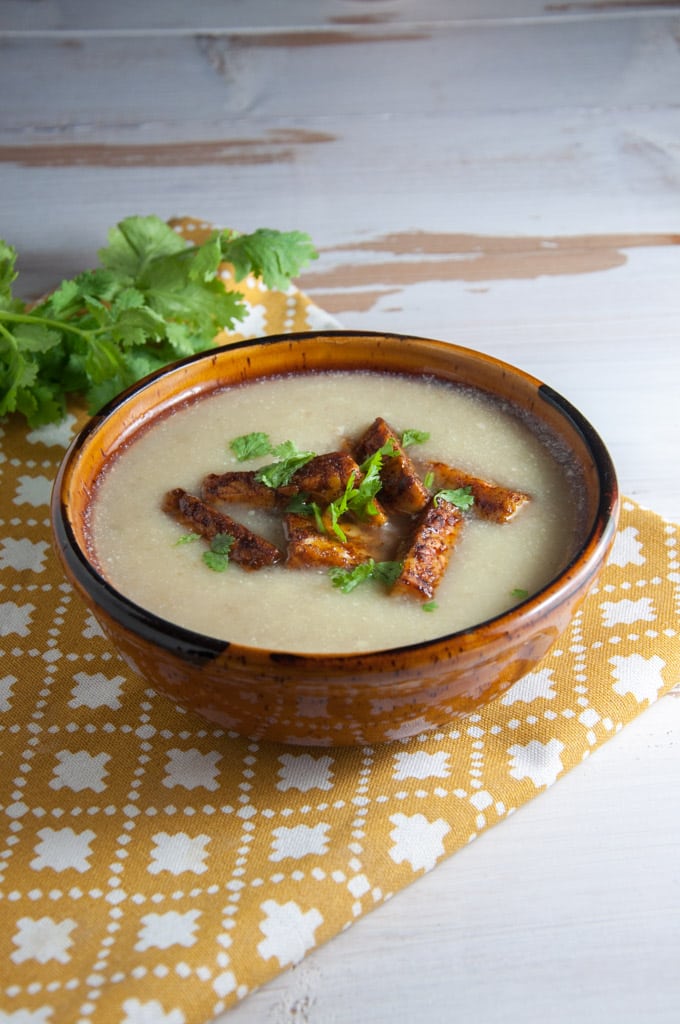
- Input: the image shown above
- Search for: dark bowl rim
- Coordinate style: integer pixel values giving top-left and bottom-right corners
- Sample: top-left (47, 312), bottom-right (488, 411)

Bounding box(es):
top-left (51, 329), bottom-right (620, 664)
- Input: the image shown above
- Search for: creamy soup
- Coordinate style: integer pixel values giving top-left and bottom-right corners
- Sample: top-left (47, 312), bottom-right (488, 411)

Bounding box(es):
top-left (88, 371), bottom-right (586, 653)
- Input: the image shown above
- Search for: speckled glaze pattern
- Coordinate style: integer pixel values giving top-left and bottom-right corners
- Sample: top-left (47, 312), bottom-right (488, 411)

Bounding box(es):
top-left (51, 332), bottom-right (619, 746)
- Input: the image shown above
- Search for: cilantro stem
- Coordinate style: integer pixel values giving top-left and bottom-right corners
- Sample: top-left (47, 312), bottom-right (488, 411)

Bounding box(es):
top-left (0, 320), bottom-right (16, 345)
top-left (0, 309), bottom-right (92, 342)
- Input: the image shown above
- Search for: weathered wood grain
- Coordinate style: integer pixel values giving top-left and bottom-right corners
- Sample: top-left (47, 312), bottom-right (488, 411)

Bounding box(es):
top-left (4, 0), bottom-right (676, 33)
top-left (2, 16), bottom-right (680, 138)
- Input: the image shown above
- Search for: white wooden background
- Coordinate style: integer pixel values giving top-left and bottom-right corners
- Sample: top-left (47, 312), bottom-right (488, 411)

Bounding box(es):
top-left (2, 2), bottom-right (679, 1022)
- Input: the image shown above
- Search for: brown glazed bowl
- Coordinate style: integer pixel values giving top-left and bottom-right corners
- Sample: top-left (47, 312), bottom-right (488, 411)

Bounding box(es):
top-left (51, 331), bottom-right (619, 746)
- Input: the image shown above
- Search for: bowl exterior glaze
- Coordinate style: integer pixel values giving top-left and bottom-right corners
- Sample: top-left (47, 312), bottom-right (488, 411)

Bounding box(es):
top-left (51, 331), bottom-right (619, 746)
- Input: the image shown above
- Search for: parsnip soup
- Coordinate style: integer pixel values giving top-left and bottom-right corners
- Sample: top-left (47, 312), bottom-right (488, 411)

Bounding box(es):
top-left (88, 371), bottom-right (585, 653)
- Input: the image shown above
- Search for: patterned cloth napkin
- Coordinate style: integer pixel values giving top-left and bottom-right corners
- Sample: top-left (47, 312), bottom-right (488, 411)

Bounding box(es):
top-left (1, 220), bottom-right (679, 1024)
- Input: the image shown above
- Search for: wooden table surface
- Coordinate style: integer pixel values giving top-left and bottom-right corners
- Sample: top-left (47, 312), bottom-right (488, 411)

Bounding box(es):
top-left (2, 2), bottom-right (679, 1022)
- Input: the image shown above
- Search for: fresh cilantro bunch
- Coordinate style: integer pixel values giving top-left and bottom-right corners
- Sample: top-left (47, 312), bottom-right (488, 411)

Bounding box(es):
top-left (0, 215), bottom-right (317, 426)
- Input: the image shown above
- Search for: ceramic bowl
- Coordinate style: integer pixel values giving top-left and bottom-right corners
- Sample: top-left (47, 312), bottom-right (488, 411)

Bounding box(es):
top-left (51, 331), bottom-right (619, 746)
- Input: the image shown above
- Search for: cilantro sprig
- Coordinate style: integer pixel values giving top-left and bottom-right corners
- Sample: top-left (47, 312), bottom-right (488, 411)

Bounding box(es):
top-left (433, 486), bottom-right (475, 511)
top-left (228, 432), bottom-right (317, 488)
top-left (202, 532), bottom-right (235, 572)
top-left (255, 440), bottom-right (316, 488)
top-left (328, 559), bottom-right (403, 594)
top-left (230, 431), bottom-right (273, 461)
top-left (0, 216), bottom-right (317, 426)
top-left (401, 428), bottom-right (430, 448)
top-left (326, 441), bottom-right (395, 541)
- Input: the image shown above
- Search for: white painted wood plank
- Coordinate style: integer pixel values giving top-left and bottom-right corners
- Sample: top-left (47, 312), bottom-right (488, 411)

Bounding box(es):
top-left (4, 107), bottom-right (679, 250)
top-left (3, 16), bottom-right (680, 137)
top-left (2, 0), bottom-right (673, 33)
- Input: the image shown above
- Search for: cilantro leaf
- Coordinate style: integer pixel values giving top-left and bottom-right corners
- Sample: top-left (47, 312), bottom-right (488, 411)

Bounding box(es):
top-left (433, 486), bottom-right (475, 511)
top-left (255, 441), bottom-right (315, 488)
top-left (285, 493), bottom-right (311, 514)
top-left (328, 559), bottom-right (403, 594)
top-left (270, 440), bottom-right (307, 461)
top-left (0, 239), bottom-right (21, 313)
top-left (371, 561), bottom-right (403, 587)
top-left (401, 428), bottom-right (430, 448)
top-left (203, 550), bottom-right (229, 572)
top-left (189, 232), bottom-right (224, 283)
top-left (0, 335), bottom-right (37, 418)
top-left (98, 215), bottom-right (187, 278)
top-left (0, 320), bottom-right (64, 423)
top-left (202, 532), bottom-right (234, 572)
top-left (210, 532), bottom-right (234, 555)
top-left (329, 561), bottom-right (374, 593)
top-left (230, 431), bottom-right (273, 461)
top-left (354, 443), bottom-right (393, 514)
top-left (327, 480), bottom-right (352, 541)
top-left (221, 228), bottom-right (317, 291)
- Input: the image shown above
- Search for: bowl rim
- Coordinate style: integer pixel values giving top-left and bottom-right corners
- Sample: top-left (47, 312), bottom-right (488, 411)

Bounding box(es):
top-left (51, 329), bottom-right (619, 664)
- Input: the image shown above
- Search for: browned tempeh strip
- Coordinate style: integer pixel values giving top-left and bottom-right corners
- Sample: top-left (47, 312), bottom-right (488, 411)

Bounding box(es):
top-left (162, 488), bottom-right (281, 570)
top-left (354, 416), bottom-right (430, 514)
top-left (205, 454), bottom-right (361, 508)
top-left (201, 471), bottom-right (282, 509)
top-left (285, 452), bottom-right (360, 502)
top-left (391, 497), bottom-right (465, 601)
top-left (284, 513), bottom-right (370, 570)
top-left (428, 462), bottom-right (530, 523)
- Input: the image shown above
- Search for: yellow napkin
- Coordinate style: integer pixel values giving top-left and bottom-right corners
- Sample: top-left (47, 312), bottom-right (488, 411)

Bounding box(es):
top-left (1, 221), bottom-right (678, 1024)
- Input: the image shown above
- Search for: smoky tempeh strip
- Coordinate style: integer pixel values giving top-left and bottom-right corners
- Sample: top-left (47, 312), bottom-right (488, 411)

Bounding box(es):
top-left (286, 452), bottom-right (357, 500)
top-left (163, 488), bottom-right (281, 569)
top-left (284, 513), bottom-right (371, 570)
top-left (354, 416), bottom-right (430, 514)
top-left (428, 462), bottom-right (530, 523)
top-left (391, 497), bottom-right (466, 601)
top-left (201, 471), bottom-right (282, 509)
